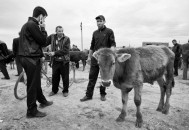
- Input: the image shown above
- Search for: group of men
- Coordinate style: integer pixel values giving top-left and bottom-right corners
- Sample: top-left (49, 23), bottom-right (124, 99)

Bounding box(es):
top-left (0, 6), bottom-right (116, 118)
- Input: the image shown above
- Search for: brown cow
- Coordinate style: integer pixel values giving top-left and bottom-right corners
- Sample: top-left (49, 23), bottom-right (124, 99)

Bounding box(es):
top-left (93, 45), bottom-right (175, 128)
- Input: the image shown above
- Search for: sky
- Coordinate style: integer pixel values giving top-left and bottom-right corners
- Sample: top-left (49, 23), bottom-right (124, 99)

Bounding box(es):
top-left (0, 0), bottom-right (189, 49)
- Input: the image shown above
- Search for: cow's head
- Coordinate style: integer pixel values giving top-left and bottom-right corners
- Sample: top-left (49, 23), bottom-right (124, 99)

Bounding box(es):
top-left (93, 48), bottom-right (131, 87)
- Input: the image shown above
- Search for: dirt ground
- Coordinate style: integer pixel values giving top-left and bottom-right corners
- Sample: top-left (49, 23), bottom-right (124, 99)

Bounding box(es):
top-left (0, 63), bottom-right (189, 130)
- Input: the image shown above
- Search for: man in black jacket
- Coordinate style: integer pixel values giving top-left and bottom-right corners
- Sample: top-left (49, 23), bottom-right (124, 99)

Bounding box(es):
top-left (172, 39), bottom-right (181, 76)
top-left (80, 15), bottom-right (116, 102)
top-left (12, 34), bottom-right (24, 77)
top-left (18, 6), bottom-right (53, 118)
top-left (0, 41), bottom-right (10, 79)
top-left (47, 26), bottom-right (70, 97)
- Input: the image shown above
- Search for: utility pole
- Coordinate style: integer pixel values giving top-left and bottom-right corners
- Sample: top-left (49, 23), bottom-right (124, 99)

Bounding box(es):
top-left (80, 22), bottom-right (83, 51)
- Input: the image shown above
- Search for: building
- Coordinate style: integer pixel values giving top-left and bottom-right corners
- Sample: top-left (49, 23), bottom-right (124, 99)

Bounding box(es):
top-left (142, 42), bottom-right (169, 47)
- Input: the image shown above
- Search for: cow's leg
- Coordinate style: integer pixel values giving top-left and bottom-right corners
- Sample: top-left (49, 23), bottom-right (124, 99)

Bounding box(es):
top-left (82, 60), bottom-right (86, 71)
top-left (134, 84), bottom-right (143, 128)
top-left (162, 63), bottom-right (174, 114)
top-left (156, 77), bottom-right (166, 112)
top-left (116, 89), bottom-right (130, 122)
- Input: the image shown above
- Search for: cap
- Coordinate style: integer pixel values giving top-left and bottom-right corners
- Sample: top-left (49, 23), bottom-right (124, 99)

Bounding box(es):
top-left (95, 15), bottom-right (105, 21)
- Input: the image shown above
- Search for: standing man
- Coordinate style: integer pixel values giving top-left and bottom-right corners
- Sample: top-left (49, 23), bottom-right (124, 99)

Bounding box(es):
top-left (0, 40), bottom-right (10, 79)
top-left (12, 33), bottom-right (24, 77)
top-left (71, 44), bottom-right (80, 68)
top-left (172, 39), bottom-right (181, 76)
top-left (181, 40), bottom-right (189, 80)
top-left (18, 6), bottom-right (53, 118)
top-left (47, 26), bottom-right (70, 97)
top-left (80, 15), bottom-right (116, 102)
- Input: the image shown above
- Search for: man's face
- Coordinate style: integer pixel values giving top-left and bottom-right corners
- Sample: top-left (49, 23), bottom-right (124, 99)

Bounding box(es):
top-left (172, 41), bottom-right (176, 45)
top-left (39, 14), bottom-right (46, 23)
top-left (96, 19), bottom-right (105, 29)
top-left (56, 27), bottom-right (63, 37)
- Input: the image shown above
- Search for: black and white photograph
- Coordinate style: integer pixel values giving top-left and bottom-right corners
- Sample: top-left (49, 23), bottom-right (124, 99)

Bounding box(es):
top-left (0, 0), bottom-right (189, 129)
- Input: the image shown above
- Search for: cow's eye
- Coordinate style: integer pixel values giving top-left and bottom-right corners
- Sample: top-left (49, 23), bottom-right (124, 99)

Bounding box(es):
top-left (112, 62), bottom-right (115, 65)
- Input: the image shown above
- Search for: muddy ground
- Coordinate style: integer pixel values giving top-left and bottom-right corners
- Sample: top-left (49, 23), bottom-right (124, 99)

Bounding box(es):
top-left (0, 63), bottom-right (189, 130)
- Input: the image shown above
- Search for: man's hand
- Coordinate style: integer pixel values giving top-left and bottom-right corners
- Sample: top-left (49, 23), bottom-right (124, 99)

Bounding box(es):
top-left (39, 22), bottom-right (46, 28)
top-left (48, 52), bottom-right (55, 56)
top-left (86, 57), bottom-right (91, 65)
top-left (111, 46), bottom-right (116, 51)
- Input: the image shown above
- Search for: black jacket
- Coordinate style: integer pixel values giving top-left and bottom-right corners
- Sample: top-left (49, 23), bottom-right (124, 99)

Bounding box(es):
top-left (18, 17), bottom-right (48, 57)
top-left (12, 37), bottom-right (19, 57)
top-left (172, 43), bottom-right (181, 59)
top-left (0, 42), bottom-right (9, 61)
top-left (90, 26), bottom-right (116, 52)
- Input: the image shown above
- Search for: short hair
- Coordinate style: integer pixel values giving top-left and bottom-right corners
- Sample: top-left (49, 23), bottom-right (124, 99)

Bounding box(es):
top-left (33, 6), bottom-right (48, 17)
top-left (172, 39), bottom-right (177, 43)
top-left (55, 26), bottom-right (63, 32)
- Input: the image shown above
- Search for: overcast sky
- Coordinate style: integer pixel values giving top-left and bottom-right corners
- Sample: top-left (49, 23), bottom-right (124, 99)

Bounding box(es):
top-left (0, 0), bottom-right (189, 49)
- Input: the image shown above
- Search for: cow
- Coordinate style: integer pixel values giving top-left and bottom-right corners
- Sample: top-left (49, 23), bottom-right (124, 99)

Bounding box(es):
top-left (93, 45), bottom-right (175, 128)
top-left (70, 51), bottom-right (88, 71)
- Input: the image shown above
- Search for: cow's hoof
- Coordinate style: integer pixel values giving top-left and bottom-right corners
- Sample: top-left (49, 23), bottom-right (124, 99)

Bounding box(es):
top-left (156, 107), bottom-right (162, 112)
top-left (135, 119), bottom-right (143, 128)
top-left (162, 105), bottom-right (169, 115)
top-left (162, 109), bottom-right (169, 115)
top-left (116, 116), bottom-right (125, 122)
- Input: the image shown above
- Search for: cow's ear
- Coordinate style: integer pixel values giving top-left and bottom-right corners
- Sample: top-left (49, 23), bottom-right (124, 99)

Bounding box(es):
top-left (116, 53), bottom-right (131, 62)
top-left (93, 51), bottom-right (99, 60)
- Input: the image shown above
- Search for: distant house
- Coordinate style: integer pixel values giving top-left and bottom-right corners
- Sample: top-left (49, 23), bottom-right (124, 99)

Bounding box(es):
top-left (142, 42), bottom-right (169, 47)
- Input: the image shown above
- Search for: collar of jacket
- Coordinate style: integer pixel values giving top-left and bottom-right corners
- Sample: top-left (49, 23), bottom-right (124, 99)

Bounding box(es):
top-left (98, 25), bottom-right (106, 32)
top-left (55, 34), bottom-right (65, 40)
top-left (28, 17), bottom-right (39, 25)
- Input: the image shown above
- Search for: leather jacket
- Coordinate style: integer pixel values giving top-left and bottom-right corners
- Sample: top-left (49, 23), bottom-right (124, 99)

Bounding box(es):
top-left (18, 17), bottom-right (48, 57)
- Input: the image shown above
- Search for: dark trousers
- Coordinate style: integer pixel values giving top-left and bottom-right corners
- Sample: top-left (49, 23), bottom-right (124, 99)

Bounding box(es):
top-left (174, 58), bottom-right (179, 75)
top-left (86, 57), bottom-right (106, 98)
top-left (183, 57), bottom-right (189, 79)
top-left (52, 61), bottom-right (69, 93)
top-left (20, 57), bottom-right (47, 114)
top-left (0, 61), bottom-right (10, 79)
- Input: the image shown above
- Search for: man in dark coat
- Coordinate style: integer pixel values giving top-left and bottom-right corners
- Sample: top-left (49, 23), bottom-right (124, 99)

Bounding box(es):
top-left (0, 41), bottom-right (10, 79)
top-left (12, 35), bottom-right (24, 77)
top-left (71, 45), bottom-right (80, 68)
top-left (18, 6), bottom-right (53, 118)
top-left (47, 26), bottom-right (70, 97)
top-left (172, 39), bottom-right (181, 76)
top-left (80, 15), bottom-right (116, 102)
top-left (181, 40), bottom-right (189, 79)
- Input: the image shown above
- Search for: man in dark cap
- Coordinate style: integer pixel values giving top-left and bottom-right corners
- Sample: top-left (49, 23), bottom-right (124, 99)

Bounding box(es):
top-left (80, 15), bottom-right (116, 102)
top-left (172, 39), bottom-right (181, 76)
top-left (18, 6), bottom-right (53, 118)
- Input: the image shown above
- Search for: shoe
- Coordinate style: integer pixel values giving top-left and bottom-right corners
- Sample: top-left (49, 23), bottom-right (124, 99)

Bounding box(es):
top-left (100, 95), bottom-right (106, 101)
top-left (80, 96), bottom-right (92, 102)
top-left (49, 91), bottom-right (56, 96)
top-left (26, 110), bottom-right (47, 118)
top-left (1, 77), bottom-right (10, 80)
top-left (63, 92), bottom-right (69, 97)
top-left (39, 101), bottom-right (53, 108)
